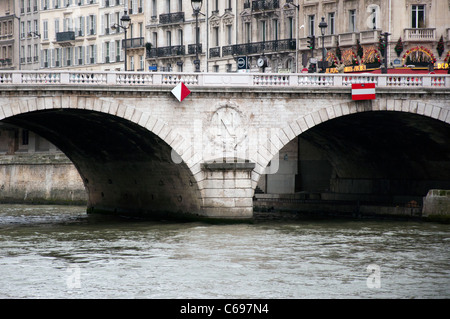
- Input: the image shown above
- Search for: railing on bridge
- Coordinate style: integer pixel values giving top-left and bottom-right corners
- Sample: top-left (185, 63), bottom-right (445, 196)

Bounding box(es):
top-left (0, 71), bottom-right (449, 88)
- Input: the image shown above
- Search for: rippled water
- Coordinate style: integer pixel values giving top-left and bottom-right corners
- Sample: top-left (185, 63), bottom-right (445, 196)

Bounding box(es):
top-left (0, 204), bottom-right (449, 299)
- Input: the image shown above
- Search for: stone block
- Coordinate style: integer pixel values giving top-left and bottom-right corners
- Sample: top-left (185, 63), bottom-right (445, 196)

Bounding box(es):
top-left (422, 189), bottom-right (450, 216)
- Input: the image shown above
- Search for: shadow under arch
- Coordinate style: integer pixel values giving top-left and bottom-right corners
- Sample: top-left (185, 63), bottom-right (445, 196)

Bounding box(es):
top-left (256, 103), bottom-right (450, 210)
top-left (2, 108), bottom-right (203, 219)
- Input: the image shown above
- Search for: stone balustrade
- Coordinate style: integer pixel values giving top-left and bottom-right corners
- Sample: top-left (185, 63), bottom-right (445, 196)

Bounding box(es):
top-left (0, 71), bottom-right (449, 88)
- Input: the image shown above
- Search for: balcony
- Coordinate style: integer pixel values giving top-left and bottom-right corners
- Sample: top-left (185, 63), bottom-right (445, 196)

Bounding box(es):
top-left (188, 44), bottom-right (202, 55)
top-left (251, 0), bottom-right (279, 11)
top-left (56, 31), bottom-right (75, 47)
top-left (222, 39), bottom-right (295, 56)
top-left (122, 37), bottom-right (144, 49)
top-left (209, 47), bottom-right (221, 58)
top-left (404, 28), bottom-right (436, 42)
top-left (338, 32), bottom-right (357, 46)
top-left (146, 45), bottom-right (185, 58)
top-left (359, 30), bottom-right (380, 45)
top-left (159, 12), bottom-right (185, 25)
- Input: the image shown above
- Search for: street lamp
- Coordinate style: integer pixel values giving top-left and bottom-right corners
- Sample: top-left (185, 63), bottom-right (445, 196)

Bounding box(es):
top-left (319, 17), bottom-right (328, 72)
top-left (283, 1), bottom-right (300, 73)
top-left (319, 17), bottom-right (328, 73)
top-left (28, 32), bottom-right (41, 38)
top-left (191, 0), bottom-right (203, 72)
top-left (112, 10), bottom-right (131, 71)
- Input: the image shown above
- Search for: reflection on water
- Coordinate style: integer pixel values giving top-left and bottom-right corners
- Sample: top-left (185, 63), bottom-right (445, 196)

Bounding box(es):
top-left (0, 204), bottom-right (449, 298)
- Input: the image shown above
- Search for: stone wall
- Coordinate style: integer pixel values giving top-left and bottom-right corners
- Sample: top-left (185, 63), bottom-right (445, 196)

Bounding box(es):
top-left (0, 153), bottom-right (87, 205)
top-left (422, 189), bottom-right (450, 216)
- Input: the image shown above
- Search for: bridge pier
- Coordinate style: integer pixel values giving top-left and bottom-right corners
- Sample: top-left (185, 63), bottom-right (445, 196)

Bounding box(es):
top-left (200, 162), bottom-right (255, 219)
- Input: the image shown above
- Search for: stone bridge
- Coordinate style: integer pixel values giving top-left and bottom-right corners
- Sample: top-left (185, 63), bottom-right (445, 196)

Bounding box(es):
top-left (1, 71), bottom-right (449, 220)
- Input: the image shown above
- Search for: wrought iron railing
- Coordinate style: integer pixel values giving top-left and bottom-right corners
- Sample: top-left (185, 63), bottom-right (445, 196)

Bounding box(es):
top-left (56, 31), bottom-right (75, 42)
top-left (159, 12), bottom-right (185, 24)
top-left (188, 44), bottom-right (202, 55)
top-left (209, 47), bottom-right (221, 58)
top-left (222, 39), bottom-right (295, 56)
top-left (122, 37), bottom-right (145, 49)
top-left (146, 45), bottom-right (186, 58)
top-left (252, 0), bottom-right (279, 11)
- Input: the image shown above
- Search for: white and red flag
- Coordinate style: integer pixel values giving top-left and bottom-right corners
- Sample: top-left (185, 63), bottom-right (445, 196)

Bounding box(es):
top-left (171, 82), bottom-right (191, 102)
top-left (351, 83), bottom-right (376, 100)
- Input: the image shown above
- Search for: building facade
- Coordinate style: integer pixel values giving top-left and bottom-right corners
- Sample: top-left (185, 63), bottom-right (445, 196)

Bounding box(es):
top-left (1, 0), bottom-right (449, 72)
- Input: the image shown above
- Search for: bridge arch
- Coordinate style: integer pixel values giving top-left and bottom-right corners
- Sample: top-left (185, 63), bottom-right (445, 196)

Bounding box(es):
top-left (255, 99), bottom-right (450, 210)
top-left (0, 95), bottom-right (203, 219)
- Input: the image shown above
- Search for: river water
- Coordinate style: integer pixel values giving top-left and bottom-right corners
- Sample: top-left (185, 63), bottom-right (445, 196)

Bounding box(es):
top-left (0, 204), bottom-right (448, 299)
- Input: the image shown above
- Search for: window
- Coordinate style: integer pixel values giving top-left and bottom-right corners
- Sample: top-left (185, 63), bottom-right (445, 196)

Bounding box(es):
top-left (151, 0), bottom-right (157, 17)
top-left (139, 55), bottom-right (144, 70)
top-left (226, 25), bottom-right (232, 45)
top-left (273, 19), bottom-right (278, 41)
top-left (328, 12), bottom-right (335, 34)
top-left (177, 29), bottom-right (183, 45)
top-left (55, 48), bottom-right (61, 66)
top-left (53, 19), bottom-right (59, 41)
top-left (27, 45), bottom-right (31, 63)
top-left (152, 32), bottom-right (157, 48)
top-left (43, 49), bottom-right (49, 67)
top-left (166, 31), bottom-right (171, 46)
top-left (349, 9), bottom-right (356, 32)
top-left (105, 42), bottom-right (110, 62)
top-left (166, 0), bottom-right (170, 13)
top-left (367, 5), bottom-right (379, 30)
top-left (21, 22), bottom-right (25, 38)
top-left (89, 44), bottom-right (96, 64)
top-left (308, 15), bottom-right (315, 36)
top-left (411, 5), bottom-right (425, 28)
top-left (260, 20), bottom-right (266, 42)
top-left (34, 44), bottom-right (38, 62)
top-left (130, 56), bottom-right (134, 71)
top-left (21, 46), bottom-right (25, 63)
top-left (288, 17), bottom-right (293, 39)
top-left (87, 15), bottom-right (96, 35)
top-left (245, 22), bottom-right (251, 43)
top-left (115, 40), bottom-right (121, 60)
top-left (43, 20), bottom-right (48, 40)
top-left (115, 12), bottom-right (120, 33)
top-left (139, 22), bottom-right (143, 38)
top-left (213, 27), bottom-right (219, 47)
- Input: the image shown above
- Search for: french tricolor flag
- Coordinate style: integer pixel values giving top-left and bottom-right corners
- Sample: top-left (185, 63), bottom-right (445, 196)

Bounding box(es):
top-left (351, 83), bottom-right (376, 101)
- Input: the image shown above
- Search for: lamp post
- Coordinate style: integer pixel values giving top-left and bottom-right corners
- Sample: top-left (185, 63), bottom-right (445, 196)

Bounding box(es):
top-left (191, 0), bottom-right (203, 72)
top-left (319, 17), bottom-right (328, 73)
top-left (112, 10), bottom-right (131, 71)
